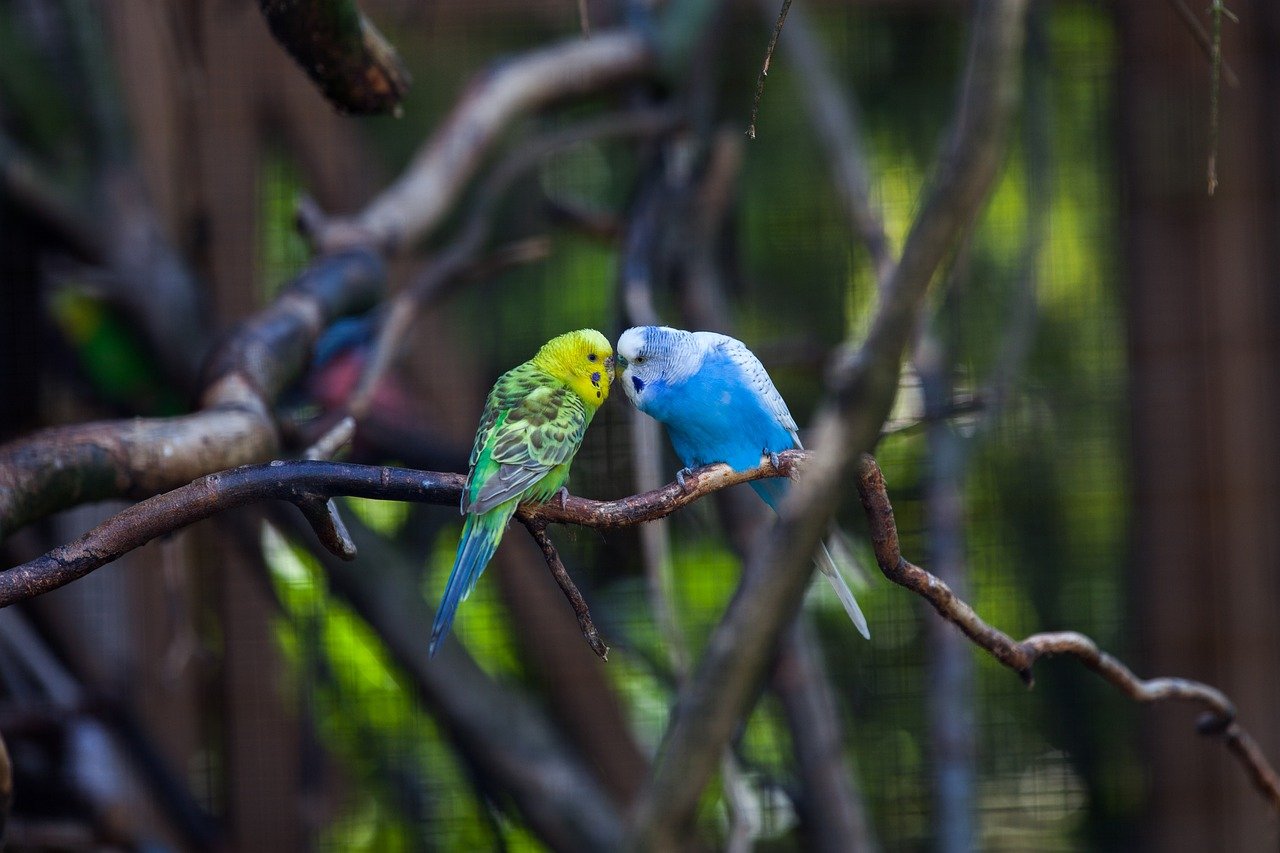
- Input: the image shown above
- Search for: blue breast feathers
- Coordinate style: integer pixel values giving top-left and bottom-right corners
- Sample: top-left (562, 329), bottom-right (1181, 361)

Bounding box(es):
top-left (642, 348), bottom-right (796, 472)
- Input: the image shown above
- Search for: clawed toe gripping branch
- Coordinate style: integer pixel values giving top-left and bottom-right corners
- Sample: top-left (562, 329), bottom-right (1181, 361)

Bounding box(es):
top-left (1, 450), bottom-right (1278, 812)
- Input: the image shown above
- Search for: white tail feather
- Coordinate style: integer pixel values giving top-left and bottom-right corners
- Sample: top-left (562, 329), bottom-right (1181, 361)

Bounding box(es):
top-left (816, 541), bottom-right (870, 639)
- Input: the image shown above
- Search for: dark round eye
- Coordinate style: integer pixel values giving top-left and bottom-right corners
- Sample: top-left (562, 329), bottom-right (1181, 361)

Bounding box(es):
top-left (634, 355), bottom-right (646, 365)
top-left (587, 353), bottom-right (597, 362)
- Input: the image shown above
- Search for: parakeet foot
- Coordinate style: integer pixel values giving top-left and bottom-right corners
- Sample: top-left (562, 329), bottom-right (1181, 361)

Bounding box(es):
top-left (556, 486), bottom-right (570, 509)
top-left (767, 450), bottom-right (782, 471)
top-left (675, 467), bottom-right (695, 490)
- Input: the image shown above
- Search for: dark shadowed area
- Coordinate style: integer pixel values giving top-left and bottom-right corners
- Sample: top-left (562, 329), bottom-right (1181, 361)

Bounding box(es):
top-left (1, 0), bottom-right (1278, 850)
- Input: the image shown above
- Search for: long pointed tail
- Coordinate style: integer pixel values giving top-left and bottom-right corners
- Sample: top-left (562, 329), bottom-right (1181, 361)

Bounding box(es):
top-left (753, 475), bottom-right (871, 638)
top-left (429, 508), bottom-right (511, 656)
top-left (815, 540), bottom-right (871, 640)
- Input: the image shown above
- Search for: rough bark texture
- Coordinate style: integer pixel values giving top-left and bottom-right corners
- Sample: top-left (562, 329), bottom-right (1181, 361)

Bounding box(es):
top-left (259, 0), bottom-right (411, 115)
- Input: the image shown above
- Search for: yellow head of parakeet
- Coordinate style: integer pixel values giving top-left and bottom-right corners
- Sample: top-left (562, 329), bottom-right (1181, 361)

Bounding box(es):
top-left (530, 328), bottom-right (615, 410)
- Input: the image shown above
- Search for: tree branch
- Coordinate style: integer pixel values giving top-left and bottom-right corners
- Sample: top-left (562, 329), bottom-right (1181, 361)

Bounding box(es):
top-left (261, 507), bottom-right (627, 850)
top-left (522, 519), bottom-right (609, 660)
top-left (852, 455), bottom-right (1280, 810)
top-left (305, 31), bottom-right (657, 254)
top-left (258, 0), bottom-right (411, 115)
top-left (343, 106), bottom-right (680, 420)
top-left (0, 249), bottom-right (385, 541)
top-left (0, 453), bottom-right (804, 609)
top-left (625, 2), bottom-right (1030, 846)
top-left (5, 449), bottom-right (1279, 820)
top-left (746, 0), bottom-right (793, 140)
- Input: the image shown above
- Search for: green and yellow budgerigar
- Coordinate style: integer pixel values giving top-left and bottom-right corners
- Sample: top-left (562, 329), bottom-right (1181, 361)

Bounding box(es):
top-left (429, 329), bottom-right (615, 656)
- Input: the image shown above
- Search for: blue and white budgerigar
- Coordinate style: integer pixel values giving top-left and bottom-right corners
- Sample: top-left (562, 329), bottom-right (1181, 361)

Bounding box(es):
top-left (429, 329), bottom-right (615, 656)
top-left (616, 325), bottom-right (869, 639)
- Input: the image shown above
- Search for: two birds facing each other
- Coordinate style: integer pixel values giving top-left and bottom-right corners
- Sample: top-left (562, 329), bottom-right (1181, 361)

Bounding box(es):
top-left (428, 326), bottom-right (870, 657)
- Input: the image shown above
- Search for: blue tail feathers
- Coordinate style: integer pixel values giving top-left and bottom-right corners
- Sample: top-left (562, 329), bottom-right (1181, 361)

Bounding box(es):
top-left (750, 474), bottom-right (871, 639)
top-left (429, 509), bottom-right (510, 656)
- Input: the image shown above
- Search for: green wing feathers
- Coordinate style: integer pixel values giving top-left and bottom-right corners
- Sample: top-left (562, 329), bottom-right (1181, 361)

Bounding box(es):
top-left (431, 359), bottom-right (595, 657)
top-left (465, 365), bottom-right (589, 515)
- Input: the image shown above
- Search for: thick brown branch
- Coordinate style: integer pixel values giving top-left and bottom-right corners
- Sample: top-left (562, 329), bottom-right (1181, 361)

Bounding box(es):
top-left (0, 249), bottom-right (384, 541)
top-left (307, 31), bottom-right (657, 254)
top-left (523, 520), bottom-right (609, 660)
top-left (258, 0), bottom-right (411, 115)
top-left (853, 455), bottom-right (1280, 812)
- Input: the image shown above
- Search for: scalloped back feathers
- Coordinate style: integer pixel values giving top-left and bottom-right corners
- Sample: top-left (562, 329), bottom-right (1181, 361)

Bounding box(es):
top-left (430, 329), bottom-right (613, 657)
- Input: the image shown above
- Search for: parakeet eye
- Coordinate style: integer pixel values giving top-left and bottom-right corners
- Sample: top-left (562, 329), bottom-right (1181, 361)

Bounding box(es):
top-left (588, 353), bottom-right (598, 362)
top-left (633, 356), bottom-right (646, 365)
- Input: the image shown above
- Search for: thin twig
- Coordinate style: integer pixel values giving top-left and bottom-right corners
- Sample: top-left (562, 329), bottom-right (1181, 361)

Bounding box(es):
top-left (765, 0), bottom-right (891, 280)
top-left (523, 520), bottom-right (608, 660)
top-left (1204, 0), bottom-right (1237, 194)
top-left (747, 0), bottom-right (794, 140)
top-left (303, 415), bottom-right (356, 461)
top-left (294, 496), bottom-right (357, 560)
top-left (1166, 0), bottom-right (1240, 88)
top-left (853, 455), bottom-right (1280, 810)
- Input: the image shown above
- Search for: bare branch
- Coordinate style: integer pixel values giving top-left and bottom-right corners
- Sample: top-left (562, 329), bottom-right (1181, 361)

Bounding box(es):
top-left (0, 454), bottom-right (802, 608)
top-left (626, 2), bottom-right (1030, 845)
top-left (522, 520), bottom-right (608, 660)
top-left (305, 31), bottom-right (657, 254)
top-left (0, 249), bottom-right (385, 541)
top-left (303, 415), bottom-right (356, 462)
top-left (5, 450), bottom-right (1279, 819)
top-left (258, 0), bottom-right (411, 115)
top-left (747, 0), bottom-right (794, 140)
top-left (294, 496), bottom-right (357, 560)
top-left (852, 455), bottom-right (1280, 811)
top-left (345, 107), bottom-right (679, 419)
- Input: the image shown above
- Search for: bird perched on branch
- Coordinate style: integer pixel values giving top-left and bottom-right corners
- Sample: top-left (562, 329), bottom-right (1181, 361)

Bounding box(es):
top-left (616, 325), bottom-right (869, 639)
top-left (430, 329), bottom-right (615, 656)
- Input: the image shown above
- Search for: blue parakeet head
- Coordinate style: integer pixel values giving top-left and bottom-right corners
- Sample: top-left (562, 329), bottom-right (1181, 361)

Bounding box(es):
top-left (616, 326), bottom-right (706, 410)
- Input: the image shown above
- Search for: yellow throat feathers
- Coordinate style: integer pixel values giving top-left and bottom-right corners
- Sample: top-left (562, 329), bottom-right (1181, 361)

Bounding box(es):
top-left (531, 329), bottom-right (614, 409)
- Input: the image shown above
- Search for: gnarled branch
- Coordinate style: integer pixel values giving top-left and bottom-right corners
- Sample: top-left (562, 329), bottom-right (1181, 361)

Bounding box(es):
top-left (853, 455), bottom-right (1280, 810)
top-left (0, 249), bottom-right (384, 542)
top-left (305, 31), bottom-right (657, 254)
top-left (258, 0), bottom-right (411, 115)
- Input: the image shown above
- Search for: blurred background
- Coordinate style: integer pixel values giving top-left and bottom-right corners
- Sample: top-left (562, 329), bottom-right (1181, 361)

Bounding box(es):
top-left (1, 0), bottom-right (1278, 850)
